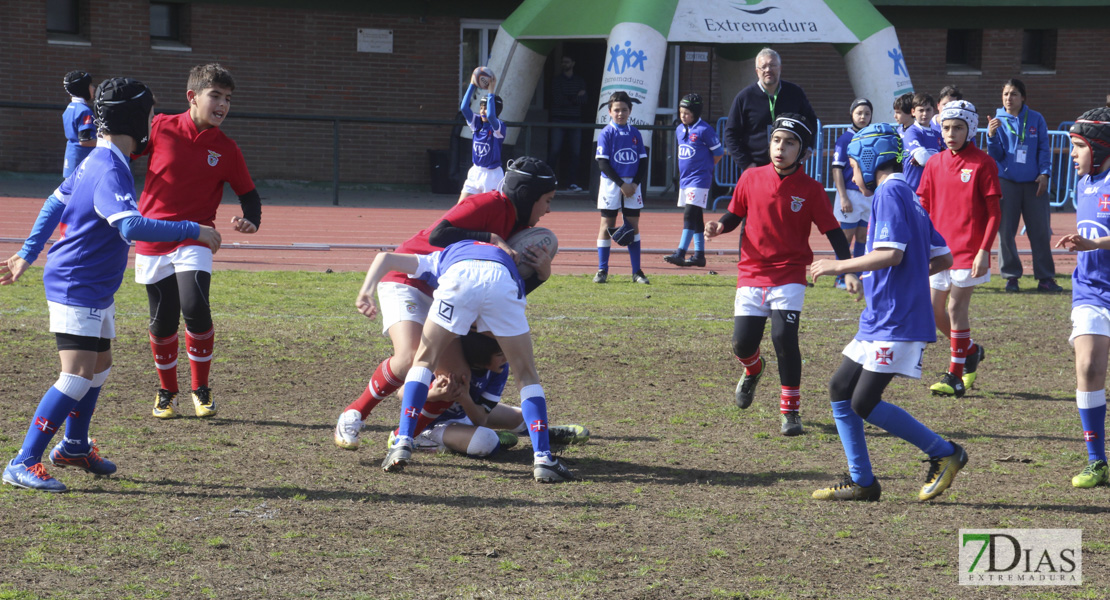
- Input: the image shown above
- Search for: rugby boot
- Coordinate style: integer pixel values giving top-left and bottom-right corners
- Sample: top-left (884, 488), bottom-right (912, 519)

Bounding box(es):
top-left (334, 409), bottom-right (363, 450)
top-left (962, 344), bottom-right (985, 389)
top-left (192, 387), bottom-right (217, 418)
top-left (683, 253), bottom-right (706, 268)
top-left (919, 442), bottom-right (968, 501)
top-left (534, 458), bottom-right (576, 483)
top-left (780, 411), bottom-right (804, 436)
top-left (152, 389), bottom-right (179, 419)
top-left (1072, 459), bottom-right (1109, 488)
top-left (2, 461), bottom-right (67, 493)
top-left (663, 250), bottom-right (686, 266)
top-left (381, 437), bottom-right (413, 472)
top-left (593, 269), bottom-right (608, 284)
top-left (49, 439), bottom-right (116, 475)
top-left (632, 270), bottom-right (651, 285)
top-left (930, 372), bottom-right (966, 398)
top-left (734, 357), bottom-right (765, 409)
top-left (548, 424), bottom-right (590, 446)
top-left (812, 474), bottom-right (882, 501)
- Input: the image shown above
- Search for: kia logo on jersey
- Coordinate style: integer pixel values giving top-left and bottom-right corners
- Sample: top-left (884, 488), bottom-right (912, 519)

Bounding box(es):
top-left (614, 148), bottom-right (638, 164)
top-left (474, 142), bottom-right (490, 157)
top-left (678, 144), bottom-right (696, 159)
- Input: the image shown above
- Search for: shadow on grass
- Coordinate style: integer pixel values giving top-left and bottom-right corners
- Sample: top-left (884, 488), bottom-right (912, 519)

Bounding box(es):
top-left (954, 501), bottom-right (1110, 514)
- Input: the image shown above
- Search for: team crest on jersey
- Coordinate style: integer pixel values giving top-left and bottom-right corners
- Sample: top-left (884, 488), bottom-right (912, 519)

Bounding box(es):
top-left (875, 347), bottom-right (894, 365)
top-left (690, 133), bottom-right (698, 142)
top-left (960, 168), bottom-right (973, 183)
top-left (1099, 195), bottom-right (1110, 213)
top-left (207, 150), bottom-right (222, 167)
top-left (82, 115), bottom-right (93, 125)
top-left (404, 301), bottom-right (417, 315)
top-left (790, 196), bottom-right (805, 212)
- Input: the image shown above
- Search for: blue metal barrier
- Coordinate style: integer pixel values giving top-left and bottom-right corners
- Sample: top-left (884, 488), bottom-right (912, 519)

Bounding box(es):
top-left (712, 117), bottom-right (823, 211)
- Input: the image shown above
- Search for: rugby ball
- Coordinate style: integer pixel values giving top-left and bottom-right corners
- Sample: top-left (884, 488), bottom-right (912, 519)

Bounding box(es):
top-left (508, 227), bottom-right (559, 279)
top-left (473, 66), bottom-right (495, 90)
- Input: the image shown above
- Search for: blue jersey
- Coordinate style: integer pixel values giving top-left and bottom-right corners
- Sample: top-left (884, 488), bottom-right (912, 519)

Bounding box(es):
top-left (676, 119), bottom-right (723, 189)
top-left (1073, 170), bottom-right (1110, 309)
top-left (465, 112), bottom-right (506, 169)
top-left (596, 122), bottom-right (646, 181)
top-left (44, 141), bottom-right (143, 309)
top-left (856, 174), bottom-right (949, 342)
top-left (901, 123), bottom-right (943, 191)
top-left (62, 98), bottom-right (96, 177)
top-left (431, 365), bottom-right (511, 425)
top-left (831, 129), bottom-right (860, 192)
top-left (412, 240), bottom-right (524, 297)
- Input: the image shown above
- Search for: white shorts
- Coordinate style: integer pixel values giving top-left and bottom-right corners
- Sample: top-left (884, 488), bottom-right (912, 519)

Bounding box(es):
top-left (429, 261), bottom-right (529, 337)
top-left (929, 268), bottom-right (990, 291)
top-left (834, 189), bottom-right (870, 224)
top-left (598, 178), bottom-right (643, 211)
top-left (462, 165), bottom-right (505, 196)
top-left (677, 187), bottom-right (709, 209)
top-left (1070, 305), bottom-right (1110, 345)
top-left (48, 301), bottom-right (116, 340)
top-left (377, 281), bottom-right (433, 336)
top-left (734, 284), bottom-right (807, 317)
top-left (135, 246), bottom-right (214, 285)
top-left (842, 339), bottom-right (927, 379)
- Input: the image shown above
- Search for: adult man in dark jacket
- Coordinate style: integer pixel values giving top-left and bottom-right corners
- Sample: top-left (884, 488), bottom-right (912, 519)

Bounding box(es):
top-left (723, 48), bottom-right (818, 170)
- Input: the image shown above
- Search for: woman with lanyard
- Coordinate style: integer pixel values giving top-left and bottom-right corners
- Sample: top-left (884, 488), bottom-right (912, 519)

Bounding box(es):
top-left (987, 78), bottom-right (1061, 293)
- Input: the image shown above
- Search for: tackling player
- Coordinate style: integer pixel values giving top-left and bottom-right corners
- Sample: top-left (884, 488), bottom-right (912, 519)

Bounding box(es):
top-left (810, 123), bottom-right (967, 502)
top-left (1, 78), bottom-right (220, 492)
top-left (1054, 108), bottom-right (1110, 489)
top-left (457, 69), bottom-right (506, 203)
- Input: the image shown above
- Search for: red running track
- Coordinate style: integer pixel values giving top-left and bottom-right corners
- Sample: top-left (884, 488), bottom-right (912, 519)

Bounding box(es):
top-left (0, 196), bottom-right (1079, 277)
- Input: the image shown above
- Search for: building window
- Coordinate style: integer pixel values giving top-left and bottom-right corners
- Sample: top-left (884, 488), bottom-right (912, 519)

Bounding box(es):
top-left (47, 0), bottom-right (89, 45)
top-left (151, 2), bottom-right (190, 51)
top-left (460, 20), bottom-right (500, 96)
top-left (945, 29), bottom-right (982, 74)
top-left (1022, 29), bottom-right (1056, 73)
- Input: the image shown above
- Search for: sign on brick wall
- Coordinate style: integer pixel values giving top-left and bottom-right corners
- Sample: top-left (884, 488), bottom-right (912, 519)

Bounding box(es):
top-left (357, 28), bottom-right (393, 53)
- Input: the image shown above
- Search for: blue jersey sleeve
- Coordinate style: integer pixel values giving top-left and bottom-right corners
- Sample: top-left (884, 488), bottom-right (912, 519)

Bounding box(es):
top-left (116, 216), bottom-right (200, 243)
top-left (93, 171), bottom-right (142, 227)
top-left (634, 128), bottom-right (647, 158)
top-left (477, 366), bottom-right (510, 402)
top-left (832, 132), bottom-right (851, 168)
top-left (703, 125), bottom-right (723, 154)
top-left (596, 127), bottom-right (612, 160)
top-left (17, 195), bottom-right (66, 263)
top-left (484, 93), bottom-right (501, 131)
top-left (928, 224), bottom-right (950, 258)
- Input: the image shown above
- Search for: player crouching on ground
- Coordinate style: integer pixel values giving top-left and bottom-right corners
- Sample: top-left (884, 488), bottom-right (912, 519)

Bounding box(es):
top-left (0, 78), bottom-right (221, 492)
top-left (356, 239), bottom-right (575, 483)
top-left (810, 123), bottom-right (968, 502)
top-left (705, 114), bottom-right (857, 437)
top-left (387, 330), bottom-right (589, 457)
top-left (1055, 108), bottom-right (1110, 489)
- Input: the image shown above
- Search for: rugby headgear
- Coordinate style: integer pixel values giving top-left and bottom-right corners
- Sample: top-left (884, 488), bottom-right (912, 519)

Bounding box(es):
top-left (63, 70), bottom-right (93, 101)
top-left (847, 123), bottom-right (904, 191)
top-left (679, 93), bottom-right (703, 120)
top-left (479, 94), bottom-right (503, 116)
top-left (1070, 107), bottom-right (1110, 173)
top-left (849, 98), bottom-right (872, 131)
top-left (771, 113), bottom-right (813, 150)
top-left (940, 99), bottom-right (979, 140)
top-left (501, 156), bottom-right (556, 227)
top-left (95, 77), bottom-right (155, 153)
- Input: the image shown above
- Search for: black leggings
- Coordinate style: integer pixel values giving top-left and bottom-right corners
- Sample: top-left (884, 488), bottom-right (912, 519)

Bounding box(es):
top-left (828, 357), bottom-right (896, 419)
top-left (732, 310), bottom-right (801, 387)
top-left (147, 271), bottom-right (212, 338)
top-left (683, 205), bottom-right (704, 233)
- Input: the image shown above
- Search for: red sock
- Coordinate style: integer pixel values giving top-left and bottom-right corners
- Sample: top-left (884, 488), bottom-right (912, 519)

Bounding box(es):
top-left (186, 327), bottom-right (214, 390)
top-left (346, 358), bottom-right (403, 418)
top-left (738, 351), bottom-right (763, 376)
top-left (949, 329), bottom-right (971, 377)
top-left (413, 399), bottom-right (453, 436)
top-left (149, 332), bottom-right (179, 393)
top-left (780, 386), bottom-right (800, 414)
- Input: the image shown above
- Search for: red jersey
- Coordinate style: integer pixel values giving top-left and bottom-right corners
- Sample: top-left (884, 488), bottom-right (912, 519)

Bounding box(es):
top-left (726, 164), bottom-right (840, 287)
top-left (381, 191), bottom-right (523, 296)
top-left (136, 112), bottom-right (255, 255)
top-left (916, 144), bottom-right (1001, 270)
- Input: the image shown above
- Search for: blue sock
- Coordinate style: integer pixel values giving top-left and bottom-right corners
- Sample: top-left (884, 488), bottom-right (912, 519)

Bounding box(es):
top-left (629, 237), bottom-right (641, 273)
top-left (396, 367), bottom-right (433, 440)
top-left (853, 241), bottom-right (866, 258)
top-left (13, 374), bottom-right (90, 467)
top-left (62, 387), bottom-right (102, 455)
top-left (1077, 390), bottom-right (1107, 462)
top-left (831, 400), bottom-right (874, 487)
top-left (693, 233), bottom-right (704, 254)
top-left (519, 384), bottom-right (550, 459)
top-left (597, 242), bottom-right (611, 271)
top-left (677, 229), bottom-right (693, 252)
top-left (865, 401), bottom-right (954, 459)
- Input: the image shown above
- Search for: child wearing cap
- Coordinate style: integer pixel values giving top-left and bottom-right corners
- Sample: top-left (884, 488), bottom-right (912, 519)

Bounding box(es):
top-left (664, 93), bottom-right (724, 269)
top-left (61, 70), bottom-right (97, 178)
top-left (917, 100), bottom-right (1002, 398)
top-left (830, 98), bottom-right (874, 288)
top-left (705, 113), bottom-right (855, 437)
top-left (457, 69), bottom-right (507, 204)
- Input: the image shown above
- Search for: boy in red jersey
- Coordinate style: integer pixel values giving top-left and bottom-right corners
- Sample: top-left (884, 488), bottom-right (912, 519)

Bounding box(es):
top-left (917, 100), bottom-right (1001, 398)
top-left (135, 64), bottom-right (262, 419)
top-left (706, 114), bottom-right (856, 436)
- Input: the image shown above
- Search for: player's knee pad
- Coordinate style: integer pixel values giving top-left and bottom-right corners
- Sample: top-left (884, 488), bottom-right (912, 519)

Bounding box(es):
top-left (683, 205), bottom-right (704, 231)
top-left (466, 427), bottom-right (501, 457)
top-left (179, 271), bottom-right (213, 332)
top-left (731, 316), bottom-right (766, 358)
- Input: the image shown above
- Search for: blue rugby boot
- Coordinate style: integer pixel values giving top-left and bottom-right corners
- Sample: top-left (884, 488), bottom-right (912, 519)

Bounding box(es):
top-left (3, 461), bottom-right (67, 493)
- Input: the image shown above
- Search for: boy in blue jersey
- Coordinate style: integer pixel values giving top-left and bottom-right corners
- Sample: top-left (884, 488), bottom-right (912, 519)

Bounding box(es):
top-left (457, 70), bottom-right (506, 204)
top-left (356, 238), bottom-right (574, 483)
top-left (0, 78), bottom-right (221, 492)
top-left (901, 92), bottom-right (944, 198)
top-left (830, 98), bottom-right (874, 289)
top-left (809, 123), bottom-right (968, 502)
top-left (594, 91), bottom-right (650, 284)
top-left (61, 70), bottom-right (97, 178)
top-left (892, 93), bottom-right (914, 136)
top-left (1054, 108), bottom-right (1110, 489)
top-left (663, 93), bottom-right (723, 268)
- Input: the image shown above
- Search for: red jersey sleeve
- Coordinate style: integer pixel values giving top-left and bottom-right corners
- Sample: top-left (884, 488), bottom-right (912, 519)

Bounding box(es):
top-left (726, 170), bottom-right (750, 218)
top-left (439, 192), bottom-right (519, 240)
top-left (917, 161), bottom-right (934, 215)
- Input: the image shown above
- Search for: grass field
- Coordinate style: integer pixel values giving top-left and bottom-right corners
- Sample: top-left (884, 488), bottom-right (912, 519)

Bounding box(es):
top-left (1, 268), bottom-right (1108, 599)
